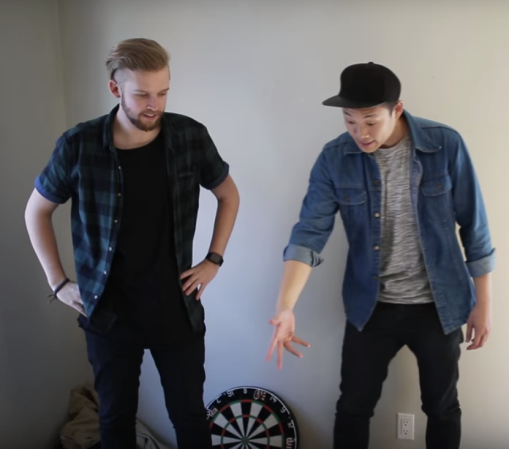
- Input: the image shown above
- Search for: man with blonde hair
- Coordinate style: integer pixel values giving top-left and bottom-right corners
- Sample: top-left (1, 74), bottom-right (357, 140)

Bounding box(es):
top-left (25, 38), bottom-right (239, 449)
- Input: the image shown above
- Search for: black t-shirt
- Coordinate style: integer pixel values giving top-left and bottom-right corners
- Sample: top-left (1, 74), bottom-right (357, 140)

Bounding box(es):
top-left (92, 131), bottom-right (194, 345)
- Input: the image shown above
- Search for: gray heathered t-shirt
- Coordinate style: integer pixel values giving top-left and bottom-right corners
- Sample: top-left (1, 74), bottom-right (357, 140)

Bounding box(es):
top-left (373, 135), bottom-right (434, 304)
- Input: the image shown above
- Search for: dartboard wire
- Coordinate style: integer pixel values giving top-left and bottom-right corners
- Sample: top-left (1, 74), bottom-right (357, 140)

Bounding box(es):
top-left (248, 416), bottom-right (284, 441)
top-left (221, 416), bottom-right (274, 448)
top-left (232, 415), bottom-right (269, 446)
top-left (229, 401), bottom-right (246, 438)
top-left (212, 411), bottom-right (243, 439)
top-left (214, 400), bottom-right (251, 439)
top-left (221, 402), bottom-right (244, 438)
top-left (214, 402), bottom-right (285, 444)
top-left (215, 399), bottom-right (267, 439)
top-left (210, 424), bottom-right (240, 441)
top-left (243, 400), bottom-right (262, 437)
top-left (246, 403), bottom-right (281, 439)
top-left (240, 399), bottom-right (253, 437)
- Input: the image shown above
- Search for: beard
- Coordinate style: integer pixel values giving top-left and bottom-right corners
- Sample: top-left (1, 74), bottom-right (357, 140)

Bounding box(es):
top-left (121, 95), bottom-right (162, 132)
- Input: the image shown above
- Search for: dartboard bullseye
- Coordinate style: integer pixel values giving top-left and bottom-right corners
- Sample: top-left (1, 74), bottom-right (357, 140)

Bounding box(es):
top-left (206, 386), bottom-right (299, 449)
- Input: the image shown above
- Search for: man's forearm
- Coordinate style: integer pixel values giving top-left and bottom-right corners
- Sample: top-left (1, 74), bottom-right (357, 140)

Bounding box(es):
top-left (276, 260), bottom-right (313, 313)
top-left (25, 208), bottom-right (66, 290)
top-left (208, 195), bottom-right (239, 257)
top-left (474, 272), bottom-right (492, 308)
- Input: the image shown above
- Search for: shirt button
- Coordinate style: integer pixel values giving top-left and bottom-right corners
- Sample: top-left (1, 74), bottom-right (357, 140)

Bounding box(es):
top-left (94, 295), bottom-right (98, 299)
top-left (109, 247), bottom-right (113, 251)
top-left (114, 220), bottom-right (118, 223)
top-left (374, 246), bottom-right (380, 251)
top-left (104, 271), bottom-right (107, 275)
top-left (374, 213), bottom-right (381, 218)
top-left (117, 193), bottom-right (121, 197)
top-left (118, 166), bottom-right (122, 170)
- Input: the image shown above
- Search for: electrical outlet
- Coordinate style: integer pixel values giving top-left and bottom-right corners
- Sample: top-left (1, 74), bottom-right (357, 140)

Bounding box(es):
top-left (397, 413), bottom-right (415, 440)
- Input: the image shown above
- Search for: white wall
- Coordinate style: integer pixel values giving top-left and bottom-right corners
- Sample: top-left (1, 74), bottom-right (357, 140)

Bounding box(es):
top-left (0, 1), bottom-right (92, 448)
top-left (56, 1), bottom-right (509, 448)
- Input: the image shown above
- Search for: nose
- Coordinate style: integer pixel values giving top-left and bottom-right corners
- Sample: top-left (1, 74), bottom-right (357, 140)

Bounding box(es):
top-left (358, 125), bottom-right (370, 141)
top-left (146, 95), bottom-right (156, 110)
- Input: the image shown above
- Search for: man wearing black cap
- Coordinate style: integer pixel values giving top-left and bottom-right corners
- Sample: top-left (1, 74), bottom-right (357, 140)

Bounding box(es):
top-left (266, 62), bottom-right (495, 449)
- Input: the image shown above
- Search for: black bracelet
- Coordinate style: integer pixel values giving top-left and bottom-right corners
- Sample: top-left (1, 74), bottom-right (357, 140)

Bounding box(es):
top-left (47, 277), bottom-right (70, 304)
top-left (54, 277), bottom-right (70, 295)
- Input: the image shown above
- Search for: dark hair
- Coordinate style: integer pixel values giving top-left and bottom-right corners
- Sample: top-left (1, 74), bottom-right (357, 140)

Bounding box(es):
top-left (385, 101), bottom-right (399, 112)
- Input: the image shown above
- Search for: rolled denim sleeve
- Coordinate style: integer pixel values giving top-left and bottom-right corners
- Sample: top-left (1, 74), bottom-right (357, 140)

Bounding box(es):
top-left (35, 134), bottom-right (73, 204)
top-left (450, 133), bottom-right (496, 277)
top-left (283, 148), bottom-right (339, 267)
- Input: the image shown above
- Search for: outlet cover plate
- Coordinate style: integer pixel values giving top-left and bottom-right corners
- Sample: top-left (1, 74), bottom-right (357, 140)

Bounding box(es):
top-left (397, 413), bottom-right (415, 440)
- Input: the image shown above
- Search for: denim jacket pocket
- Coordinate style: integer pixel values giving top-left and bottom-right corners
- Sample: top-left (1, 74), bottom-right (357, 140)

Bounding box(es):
top-left (420, 173), bottom-right (452, 196)
top-left (420, 173), bottom-right (455, 225)
top-left (335, 187), bottom-right (367, 233)
top-left (336, 187), bottom-right (367, 205)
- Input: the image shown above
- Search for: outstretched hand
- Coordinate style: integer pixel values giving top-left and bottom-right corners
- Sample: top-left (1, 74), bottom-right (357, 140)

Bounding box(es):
top-left (266, 308), bottom-right (310, 370)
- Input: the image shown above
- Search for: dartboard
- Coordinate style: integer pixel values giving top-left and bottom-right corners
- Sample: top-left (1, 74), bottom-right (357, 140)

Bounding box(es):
top-left (206, 386), bottom-right (299, 449)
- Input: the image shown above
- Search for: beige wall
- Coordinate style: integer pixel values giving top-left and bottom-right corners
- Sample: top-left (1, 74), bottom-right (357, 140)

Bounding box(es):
top-left (53, 1), bottom-right (509, 448)
top-left (0, 1), bottom-right (92, 448)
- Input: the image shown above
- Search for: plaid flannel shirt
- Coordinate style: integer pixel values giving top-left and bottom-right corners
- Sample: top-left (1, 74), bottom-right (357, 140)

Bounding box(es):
top-left (35, 105), bottom-right (229, 332)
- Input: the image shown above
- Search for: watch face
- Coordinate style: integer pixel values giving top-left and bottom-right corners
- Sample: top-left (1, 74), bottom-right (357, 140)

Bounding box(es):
top-left (208, 253), bottom-right (223, 265)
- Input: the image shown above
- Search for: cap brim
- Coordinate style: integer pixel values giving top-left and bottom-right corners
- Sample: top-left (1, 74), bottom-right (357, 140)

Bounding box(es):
top-left (322, 95), bottom-right (383, 109)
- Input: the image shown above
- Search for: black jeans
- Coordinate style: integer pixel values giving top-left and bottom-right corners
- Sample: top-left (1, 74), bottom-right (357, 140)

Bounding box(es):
top-left (334, 302), bottom-right (463, 449)
top-left (83, 329), bottom-right (212, 449)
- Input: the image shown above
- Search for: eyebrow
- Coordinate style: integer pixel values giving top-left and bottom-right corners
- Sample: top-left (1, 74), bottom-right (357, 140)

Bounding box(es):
top-left (133, 88), bottom-right (170, 94)
top-left (343, 110), bottom-right (377, 118)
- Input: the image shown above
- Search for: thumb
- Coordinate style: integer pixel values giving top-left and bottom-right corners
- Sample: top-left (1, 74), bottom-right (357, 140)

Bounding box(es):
top-left (269, 317), bottom-right (282, 327)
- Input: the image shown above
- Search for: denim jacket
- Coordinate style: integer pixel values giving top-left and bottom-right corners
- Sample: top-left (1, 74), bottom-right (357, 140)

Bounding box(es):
top-left (284, 110), bottom-right (495, 334)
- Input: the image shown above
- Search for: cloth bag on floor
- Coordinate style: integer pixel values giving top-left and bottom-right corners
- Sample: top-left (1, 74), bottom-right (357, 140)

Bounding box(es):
top-left (59, 385), bottom-right (173, 449)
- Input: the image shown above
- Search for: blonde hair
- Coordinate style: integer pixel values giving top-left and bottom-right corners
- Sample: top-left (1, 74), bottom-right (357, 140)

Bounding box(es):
top-left (105, 38), bottom-right (169, 81)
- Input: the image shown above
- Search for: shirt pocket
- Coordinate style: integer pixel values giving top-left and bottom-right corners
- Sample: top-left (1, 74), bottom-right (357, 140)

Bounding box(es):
top-left (336, 187), bottom-right (367, 205)
top-left (420, 173), bottom-right (452, 196)
top-left (177, 164), bottom-right (197, 179)
top-left (420, 173), bottom-right (454, 222)
top-left (174, 165), bottom-right (200, 211)
top-left (335, 186), bottom-right (368, 233)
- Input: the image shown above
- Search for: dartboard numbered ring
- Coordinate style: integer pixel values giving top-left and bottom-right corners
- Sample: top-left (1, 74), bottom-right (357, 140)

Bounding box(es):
top-left (206, 386), bottom-right (299, 449)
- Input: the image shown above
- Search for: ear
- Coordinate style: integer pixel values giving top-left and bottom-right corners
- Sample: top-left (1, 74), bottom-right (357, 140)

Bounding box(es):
top-left (108, 79), bottom-right (121, 99)
top-left (394, 100), bottom-right (404, 119)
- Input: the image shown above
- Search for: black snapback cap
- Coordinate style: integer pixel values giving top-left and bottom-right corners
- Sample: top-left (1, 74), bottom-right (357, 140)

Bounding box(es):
top-left (322, 62), bottom-right (401, 108)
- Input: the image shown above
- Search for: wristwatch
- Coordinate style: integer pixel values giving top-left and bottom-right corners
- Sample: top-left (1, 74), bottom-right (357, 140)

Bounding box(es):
top-left (206, 252), bottom-right (224, 267)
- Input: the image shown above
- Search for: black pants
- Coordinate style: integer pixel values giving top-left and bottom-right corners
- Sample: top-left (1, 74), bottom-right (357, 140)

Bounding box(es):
top-left (334, 302), bottom-right (463, 449)
top-left (83, 329), bottom-right (212, 449)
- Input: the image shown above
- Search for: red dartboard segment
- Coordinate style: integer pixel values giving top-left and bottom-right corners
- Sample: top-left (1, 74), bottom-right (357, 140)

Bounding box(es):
top-left (206, 386), bottom-right (299, 449)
